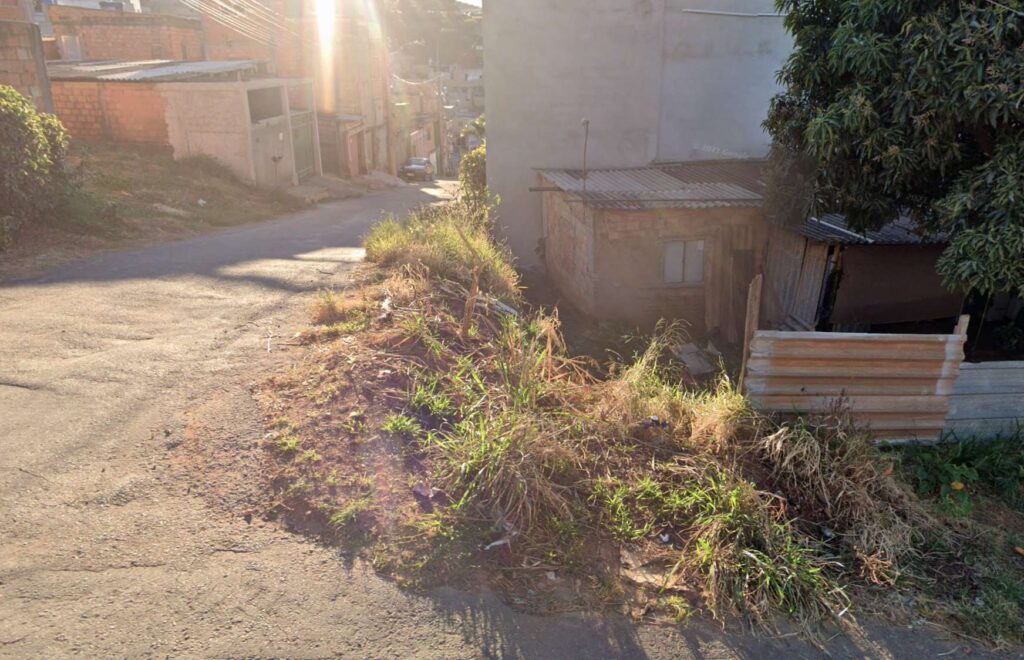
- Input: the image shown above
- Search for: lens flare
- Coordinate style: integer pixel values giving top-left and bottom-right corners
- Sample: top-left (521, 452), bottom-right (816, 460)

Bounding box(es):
top-left (315, 0), bottom-right (336, 113)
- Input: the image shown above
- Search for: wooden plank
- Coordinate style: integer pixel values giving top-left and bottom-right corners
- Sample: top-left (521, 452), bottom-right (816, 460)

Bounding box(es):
top-left (789, 242), bottom-right (828, 328)
top-left (959, 361), bottom-right (1024, 371)
top-left (737, 274), bottom-right (763, 392)
top-left (750, 394), bottom-right (951, 414)
top-left (951, 371), bottom-right (1024, 395)
top-left (945, 418), bottom-right (1023, 439)
top-left (948, 394), bottom-right (1024, 420)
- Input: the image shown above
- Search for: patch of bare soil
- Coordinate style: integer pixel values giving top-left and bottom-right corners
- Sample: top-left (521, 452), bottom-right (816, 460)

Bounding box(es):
top-left (0, 144), bottom-right (306, 282)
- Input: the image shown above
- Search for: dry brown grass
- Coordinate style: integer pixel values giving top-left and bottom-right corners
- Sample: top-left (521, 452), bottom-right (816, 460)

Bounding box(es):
top-left (754, 412), bottom-right (938, 584)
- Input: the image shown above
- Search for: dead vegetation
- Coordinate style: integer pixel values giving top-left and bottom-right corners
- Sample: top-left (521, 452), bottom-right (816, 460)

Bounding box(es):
top-left (254, 201), bottom-right (1024, 646)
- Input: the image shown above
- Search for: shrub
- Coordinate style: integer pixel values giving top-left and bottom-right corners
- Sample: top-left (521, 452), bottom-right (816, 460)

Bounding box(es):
top-left (364, 201), bottom-right (519, 300)
top-left (458, 142), bottom-right (488, 211)
top-left (0, 86), bottom-right (71, 247)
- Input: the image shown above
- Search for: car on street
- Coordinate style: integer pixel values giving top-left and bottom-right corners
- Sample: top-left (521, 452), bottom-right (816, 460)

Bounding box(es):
top-left (401, 157), bottom-right (434, 181)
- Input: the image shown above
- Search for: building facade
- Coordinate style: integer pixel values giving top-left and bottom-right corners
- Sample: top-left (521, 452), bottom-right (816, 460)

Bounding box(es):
top-left (484, 0), bottom-right (792, 266)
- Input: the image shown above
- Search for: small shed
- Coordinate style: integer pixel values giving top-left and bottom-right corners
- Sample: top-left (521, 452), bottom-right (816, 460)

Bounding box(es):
top-left (47, 59), bottom-right (322, 186)
top-left (762, 214), bottom-right (963, 332)
top-left (539, 160), bottom-right (767, 342)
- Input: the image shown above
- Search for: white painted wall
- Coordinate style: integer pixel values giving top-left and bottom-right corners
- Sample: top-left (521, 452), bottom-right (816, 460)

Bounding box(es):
top-left (484, 0), bottom-right (791, 267)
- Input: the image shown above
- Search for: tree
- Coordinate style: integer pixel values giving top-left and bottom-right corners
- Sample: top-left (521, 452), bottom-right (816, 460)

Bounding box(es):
top-left (461, 113), bottom-right (484, 141)
top-left (764, 0), bottom-right (1024, 296)
top-left (458, 141), bottom-right (487, 212)
top-left (0, 85), bottom-right (70, 249)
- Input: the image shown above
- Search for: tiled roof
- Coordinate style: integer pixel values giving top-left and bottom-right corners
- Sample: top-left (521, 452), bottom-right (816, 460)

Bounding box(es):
top-left (538, 159), bottom-right (766, 209)
top-left (800, 214), bottom-right (945, 245)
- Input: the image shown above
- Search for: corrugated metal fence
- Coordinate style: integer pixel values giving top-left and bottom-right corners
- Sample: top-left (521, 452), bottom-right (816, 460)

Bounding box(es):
top-left (945, 362), bottom-right (1024, 439)
top-left (741, 318), bottom-right (968, 442)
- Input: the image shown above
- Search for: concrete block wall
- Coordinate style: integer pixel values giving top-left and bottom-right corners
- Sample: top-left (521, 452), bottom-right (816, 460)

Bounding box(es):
top-left (0, 19), bottom-right (52, 111)
top-left (47, 5), bottom-right (203, 61)
top-left (51, 80), bottom-right (170, 145)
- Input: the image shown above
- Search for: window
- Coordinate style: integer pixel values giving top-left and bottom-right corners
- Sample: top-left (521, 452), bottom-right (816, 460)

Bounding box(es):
top-left (248, 87), bottom-right (284, 123)
top-left (663, 239), bottom-right (705, 285)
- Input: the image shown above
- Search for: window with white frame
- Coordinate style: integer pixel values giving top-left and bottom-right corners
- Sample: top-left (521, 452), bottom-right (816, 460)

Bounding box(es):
top-left (662, 239), bottom-right (705, 285)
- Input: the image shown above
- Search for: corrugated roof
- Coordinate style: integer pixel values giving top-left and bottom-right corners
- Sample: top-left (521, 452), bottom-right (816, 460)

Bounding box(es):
top-left (800, 214), bottom-right (945, 245)
top-left (48, 59), bottom-right (262, 82)
top-left (538, 159), bottom-right (766, 209)
top-left (540, 160), bottom-right (944, 245)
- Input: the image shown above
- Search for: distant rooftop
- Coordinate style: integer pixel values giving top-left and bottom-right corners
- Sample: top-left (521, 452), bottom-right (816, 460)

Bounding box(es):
top-left (539, 160), bottom-right (766, 210)
top-left (47, 59), bottom-right (265, 82)
top-left (800, 214), bottom-right (945, 246)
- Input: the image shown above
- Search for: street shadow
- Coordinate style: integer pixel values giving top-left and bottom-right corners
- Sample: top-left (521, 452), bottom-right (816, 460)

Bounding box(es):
top-left (2, 186), bottom-right (447, 294)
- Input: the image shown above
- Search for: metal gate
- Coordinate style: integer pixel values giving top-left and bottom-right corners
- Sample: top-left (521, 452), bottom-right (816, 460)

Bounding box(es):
top-left (291, 111), bottom-right (316, 180)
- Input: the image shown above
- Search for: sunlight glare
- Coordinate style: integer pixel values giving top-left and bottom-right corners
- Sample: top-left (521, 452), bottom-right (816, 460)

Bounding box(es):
top-left (315, 0), bottom-right (336, 113)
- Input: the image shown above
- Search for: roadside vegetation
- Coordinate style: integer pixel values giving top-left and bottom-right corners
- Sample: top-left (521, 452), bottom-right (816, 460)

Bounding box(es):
top-left (255, 177), bottom-right (1024, 644)
top-left (0, 85), bottom-right (304, 278)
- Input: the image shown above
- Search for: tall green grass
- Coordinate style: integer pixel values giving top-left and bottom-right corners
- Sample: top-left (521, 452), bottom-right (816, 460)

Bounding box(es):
top-left (364, 201), bottom-right (520, 300)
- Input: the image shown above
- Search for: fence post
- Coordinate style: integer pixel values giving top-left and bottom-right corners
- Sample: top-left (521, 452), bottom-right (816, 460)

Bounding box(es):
top-left (738, 274), bottom-right (763, 393)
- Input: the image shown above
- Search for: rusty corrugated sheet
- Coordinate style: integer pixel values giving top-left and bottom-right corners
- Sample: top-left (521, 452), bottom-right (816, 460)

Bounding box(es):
top-left (743, 330), bottom-right (967, 442)
top-left (538, 160), bottom-right (765, 210)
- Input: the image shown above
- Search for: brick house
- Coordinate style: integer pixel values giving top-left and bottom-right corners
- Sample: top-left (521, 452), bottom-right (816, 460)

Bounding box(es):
top-left (541, 160), bottom-right (966, 343)
top-left (539, 161), bottom-right (767, 342)
top-left (47, 5), bottom-right (203, 61)
top-left (48, 59), bottom-right (321, 186)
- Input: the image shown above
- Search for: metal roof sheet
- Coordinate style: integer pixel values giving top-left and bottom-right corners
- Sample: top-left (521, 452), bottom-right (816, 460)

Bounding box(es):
top-left (800, 214), bottom-right (945, 245)
top-left (538, 160), bottom-right (766, 210)
top-left (48, 59), bottom-right (261, 82)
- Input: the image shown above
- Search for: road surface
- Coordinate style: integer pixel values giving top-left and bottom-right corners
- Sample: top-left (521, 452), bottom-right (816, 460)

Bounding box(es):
top-left (0, 185), bottom-right (1007, 658)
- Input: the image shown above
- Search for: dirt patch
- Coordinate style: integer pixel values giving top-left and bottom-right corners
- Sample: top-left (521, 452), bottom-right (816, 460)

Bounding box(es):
top-left (0, 144), bottom-right (306, 282)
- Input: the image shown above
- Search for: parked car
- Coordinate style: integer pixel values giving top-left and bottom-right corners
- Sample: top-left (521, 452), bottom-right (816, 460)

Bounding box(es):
top-left (401, 157), bottom-right (434, 181)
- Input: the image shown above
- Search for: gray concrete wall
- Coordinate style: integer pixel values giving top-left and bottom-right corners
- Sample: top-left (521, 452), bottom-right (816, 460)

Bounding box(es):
top-left (484, 0), bottom-right (791, 267)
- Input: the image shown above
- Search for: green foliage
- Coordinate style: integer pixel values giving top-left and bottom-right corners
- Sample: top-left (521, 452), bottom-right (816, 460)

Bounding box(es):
top-left (0, 85), bottom-right (72, 248)
top-left (458, 142), bottom-right (489, 211)
top-left (364, 200), bottom-right (519, 299)
top-left (899, 435), bottom-right (1024, 514)
top-left (381, 413), bottom-right (423, 440)
top-left (765, 1), bottom-right (1024, 296)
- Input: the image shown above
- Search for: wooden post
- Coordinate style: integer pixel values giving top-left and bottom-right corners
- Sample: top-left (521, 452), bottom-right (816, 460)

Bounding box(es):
top-left (738, 274), bottom-right (763, 393)
top-left (955, 314), bottom-right (970, 339)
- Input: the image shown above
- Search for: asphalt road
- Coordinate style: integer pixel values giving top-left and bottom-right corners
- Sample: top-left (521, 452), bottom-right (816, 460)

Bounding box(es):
top-left (0, 185), bottom-right (1011, 658)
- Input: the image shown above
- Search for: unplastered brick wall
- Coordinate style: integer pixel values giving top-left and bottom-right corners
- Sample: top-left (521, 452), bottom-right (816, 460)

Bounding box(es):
top-left (0, 19), bottom-right (52, 111)
top-left (47, 5), bottom-right (202, 61)
top-left (51, 80), bottom-right (170, 145)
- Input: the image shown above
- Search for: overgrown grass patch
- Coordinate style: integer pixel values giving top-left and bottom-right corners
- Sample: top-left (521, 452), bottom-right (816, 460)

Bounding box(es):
top-left (254, 200), bottom-right (1024, 645)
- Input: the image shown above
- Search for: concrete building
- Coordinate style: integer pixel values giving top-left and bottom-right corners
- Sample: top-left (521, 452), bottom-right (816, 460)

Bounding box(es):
top-left (484, 0), bottom-right (791, 267)
top-left (0, 18), bottom-right (52, 110)
top-left (48, 59), bottom-right (320, 186)
top-left (200, 0), bottom-right (391, 178)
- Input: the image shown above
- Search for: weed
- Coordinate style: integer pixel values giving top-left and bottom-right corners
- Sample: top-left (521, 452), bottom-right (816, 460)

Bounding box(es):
top-left (899, 434), bottom-right (1024, 514)
top-left (662, 595), bottom-right (694, 623)
top-left (299, 449), bottom-right (322, 464)
top-left (410, 374), bottom-right (455, 419)
top-left (276, 434), bottom-right (301, 454)
top-left (381, 413), bottom-right (423, 440)
top-left (330, 497), bottom-right (373, 530)
top-left (364, 202), bottom-right (520, 300)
